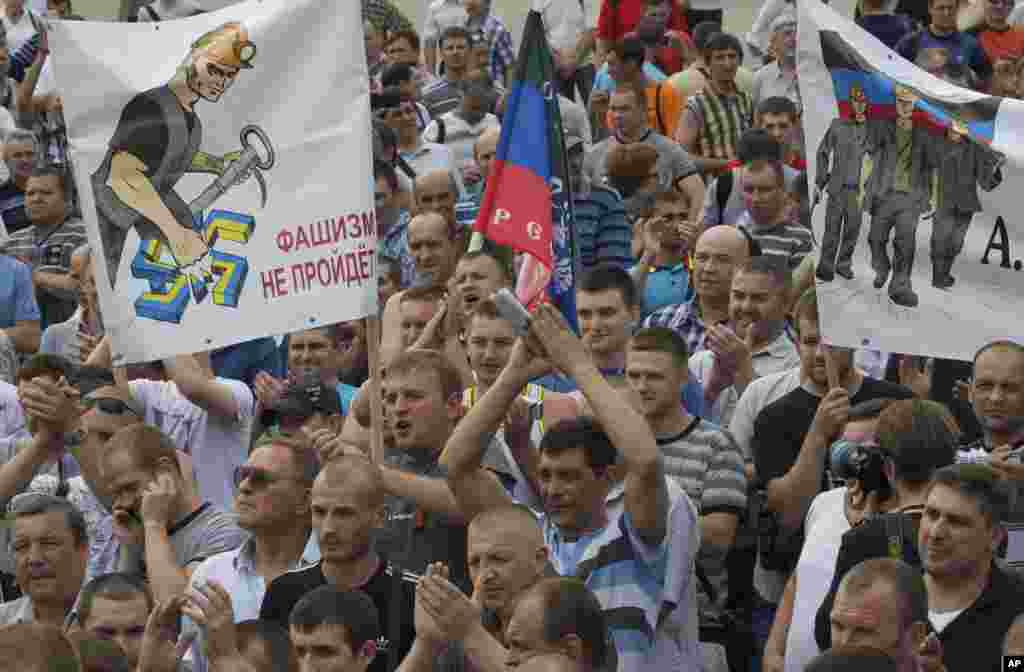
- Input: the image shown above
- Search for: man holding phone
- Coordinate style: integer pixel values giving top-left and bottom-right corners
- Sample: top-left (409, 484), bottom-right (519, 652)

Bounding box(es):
top-left (39, 245), bottom-right (103, 365)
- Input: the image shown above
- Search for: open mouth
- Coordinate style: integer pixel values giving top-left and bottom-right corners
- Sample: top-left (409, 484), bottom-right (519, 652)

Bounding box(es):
top-left (393, 420), bottom-right (412, 433)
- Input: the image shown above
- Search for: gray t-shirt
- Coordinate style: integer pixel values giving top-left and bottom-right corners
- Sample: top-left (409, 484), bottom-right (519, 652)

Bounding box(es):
top-left (380, 451), bottom-right (471, 593)
top-left (117, 503), bottom-right (246, 575)
top-left (583, 131), bottom-right (699, 194)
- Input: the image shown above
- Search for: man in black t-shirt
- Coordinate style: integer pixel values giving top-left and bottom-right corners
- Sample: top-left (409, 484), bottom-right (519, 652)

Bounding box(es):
top-left (261, 456), bottom-right (416, 672)
top-left (747, 288), bottom-right (912, 650)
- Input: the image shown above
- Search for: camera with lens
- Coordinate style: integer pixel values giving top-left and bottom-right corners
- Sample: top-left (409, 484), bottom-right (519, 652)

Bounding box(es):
top-left (830, 439), bottom-right (890, 495)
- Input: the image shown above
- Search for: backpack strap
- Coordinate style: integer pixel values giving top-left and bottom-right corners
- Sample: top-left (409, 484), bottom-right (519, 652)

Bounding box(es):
top-left (715, 170), bottom-right (734, 222)
top-left (654, 83), bottom-right (667, 136)
top-left (143, 4), bottom-right (160, 20)
top-left (435, 116), bottom-right (446, 145)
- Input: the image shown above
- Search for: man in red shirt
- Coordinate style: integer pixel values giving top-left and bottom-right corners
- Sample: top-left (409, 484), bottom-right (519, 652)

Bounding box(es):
top-left (976, 0), bottom-right (1024, 63)
top-left (596, 0), bottom-right (687, 67)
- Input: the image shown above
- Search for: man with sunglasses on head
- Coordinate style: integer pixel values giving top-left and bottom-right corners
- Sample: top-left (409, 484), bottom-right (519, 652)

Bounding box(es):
top-left (84, 343), bottom-right (257, 515)
top-left (100, 423), bottom-right (244, 606)
top-left (182, 432), bottom-right (321, 672)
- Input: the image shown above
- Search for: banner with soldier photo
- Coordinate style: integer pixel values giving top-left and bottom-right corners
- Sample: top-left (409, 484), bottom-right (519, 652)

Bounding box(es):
top-left (797, 0), bottom-right (1023, 361)
top-left (50, 0), bottom-right (376, 364)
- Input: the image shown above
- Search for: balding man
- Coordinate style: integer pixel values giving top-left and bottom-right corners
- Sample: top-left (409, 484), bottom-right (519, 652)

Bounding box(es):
top-left (381, 211), bottom-right (462, 366)
top-left (260, 456), bottom-right (416, 672)
top-left (828, 559), bottom-right (929, 672)
top-left (642, 225), bottom-right (751, 355)
top-left (101, 424), bottom-right (245, 605)
top-left (413, 170), bottom-right (463, 241)
top-left (505, 578), bottom-right (614, 672)
top-left (398, 505), bottom-right (550, 672)
top-left (961, 341), bottom-right (1024, 514)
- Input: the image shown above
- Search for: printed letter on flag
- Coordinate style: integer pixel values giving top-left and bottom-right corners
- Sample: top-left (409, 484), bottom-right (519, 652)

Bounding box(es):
top-left (51, 0), bottom-right (376, 364)
top-left (798, 0), bottom-right (1022, 360)
top-left (474, 10), bottom-right (578, 327)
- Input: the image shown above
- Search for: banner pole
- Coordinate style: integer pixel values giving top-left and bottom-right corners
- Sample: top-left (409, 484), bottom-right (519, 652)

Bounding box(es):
top-left (366, 315), bottom-right (384, 465)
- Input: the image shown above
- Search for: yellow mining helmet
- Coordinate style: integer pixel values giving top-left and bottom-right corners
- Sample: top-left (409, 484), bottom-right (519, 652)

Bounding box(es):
top-left (192, 21), bottom-right (256, 70)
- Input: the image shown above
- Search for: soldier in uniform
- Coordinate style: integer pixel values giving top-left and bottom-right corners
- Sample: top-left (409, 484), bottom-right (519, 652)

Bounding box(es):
top-left (863, 84), bottom-right (934, 308)
top-left (92, 21), bottom-right (256, 288)
top-left (927, 113), bottom-right (1004, 289)
top-left (815, 82), bottom-right (871, 282)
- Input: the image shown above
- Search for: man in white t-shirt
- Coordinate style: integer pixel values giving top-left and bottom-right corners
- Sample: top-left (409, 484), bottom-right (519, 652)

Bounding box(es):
top-left (127, 352), bottom-right (255, 511)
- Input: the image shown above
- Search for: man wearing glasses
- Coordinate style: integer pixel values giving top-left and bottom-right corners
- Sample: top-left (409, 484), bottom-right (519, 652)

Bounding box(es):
top-left (182, 433), bottom-right (321, 672)
top-left (99, 423), bottom-right (244, 606)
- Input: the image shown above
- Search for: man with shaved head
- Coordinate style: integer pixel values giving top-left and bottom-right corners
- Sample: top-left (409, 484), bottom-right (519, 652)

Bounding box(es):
top-left (397, 504), bottom-right (552, 672)
top-left (261, 456), bottom-right (416, 672)
top-left (642, 225), bottom-right (752, 355)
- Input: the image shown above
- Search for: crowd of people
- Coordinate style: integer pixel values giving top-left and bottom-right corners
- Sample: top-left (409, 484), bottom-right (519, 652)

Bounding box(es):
top-left (3, 0), bottom-right (1024, 671)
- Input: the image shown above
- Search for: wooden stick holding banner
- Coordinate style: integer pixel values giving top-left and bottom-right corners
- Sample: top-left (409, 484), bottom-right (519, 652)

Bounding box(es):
top-left (365, 316), bottom-right (384, 465)
top-left (824, 343), bottom-right (841, 391)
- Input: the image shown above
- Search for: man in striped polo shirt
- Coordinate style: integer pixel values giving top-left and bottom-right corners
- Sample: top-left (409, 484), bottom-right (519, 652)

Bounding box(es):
top-left (736, 158), bottom-right (812, 271)
top-left (676, 31), bottom-right (753, 177)
top-left (446, 303), bottom-right (687, 672)
top-left (624, 326), bottom-right (747, 666)
top-left (0, 164), bottom-right (86, 329)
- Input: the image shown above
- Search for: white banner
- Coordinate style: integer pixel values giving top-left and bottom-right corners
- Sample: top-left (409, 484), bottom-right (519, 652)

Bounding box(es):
top-left (798, 0), bottom-right (1024, 361)
top-left (51, 0), bottom-right (376, 364)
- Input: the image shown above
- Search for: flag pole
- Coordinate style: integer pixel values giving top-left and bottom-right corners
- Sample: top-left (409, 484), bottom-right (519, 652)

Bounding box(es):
top-left (365, 315), bottom-right (384, 465)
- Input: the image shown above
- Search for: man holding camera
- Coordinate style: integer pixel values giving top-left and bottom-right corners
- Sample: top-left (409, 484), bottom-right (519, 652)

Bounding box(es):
top-left (960, 341), bottom-right (1024, 509)
top-left (813, 399), bottom-right (960, 652)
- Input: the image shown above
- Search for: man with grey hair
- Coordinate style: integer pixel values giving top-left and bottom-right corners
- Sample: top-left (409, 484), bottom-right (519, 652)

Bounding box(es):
top-left (39, 244), bottom-right (102, 364)
top-left (750, 11), bottom-right (800, 112)
top-left (0, 494), bottom-right (88, 629)
top-left (0, 127), bottom-right (37, 234)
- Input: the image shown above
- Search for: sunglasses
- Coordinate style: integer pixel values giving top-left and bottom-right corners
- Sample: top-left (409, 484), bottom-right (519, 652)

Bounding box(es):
top-left (82, 396), bottom-right (140, 417)
top-left (233, 465), bottom-right (289, 491)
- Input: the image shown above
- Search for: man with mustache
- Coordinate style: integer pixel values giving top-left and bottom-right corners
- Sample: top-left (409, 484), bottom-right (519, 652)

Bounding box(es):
top-left (960, 341), bottom-right (1024, 515)
top-left (100, 423), bottom-right (244, 605)
top-left (0, 495), bottom-right (86, 629)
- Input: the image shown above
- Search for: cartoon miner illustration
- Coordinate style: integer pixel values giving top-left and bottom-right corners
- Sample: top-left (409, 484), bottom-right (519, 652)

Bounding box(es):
top-left (863, 84), bottom-right (934, 308)
top-left (815, 82), bottom-right (870, 282)
top-left (92, 21), bottom-right (273, 291)
top-left (925, 112), bottom-right (1005, 289)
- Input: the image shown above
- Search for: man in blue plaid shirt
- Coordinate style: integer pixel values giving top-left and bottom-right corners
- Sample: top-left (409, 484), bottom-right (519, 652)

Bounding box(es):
top-left (464, 0), bottom-right (515, 88)
top-left (642, 225), bottom-right (751, 356)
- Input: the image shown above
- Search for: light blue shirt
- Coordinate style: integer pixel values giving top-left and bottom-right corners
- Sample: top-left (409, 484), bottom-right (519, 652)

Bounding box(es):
top-left (0, 254), bottom-right (39, 328)
top-left (630, 262), bottom-right (693, 319)
top-left (593, 61), bottom-right (667, 92)
top-left (185, 533), bottom-right (321, 672)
